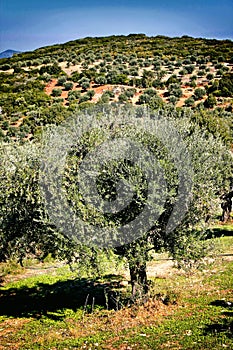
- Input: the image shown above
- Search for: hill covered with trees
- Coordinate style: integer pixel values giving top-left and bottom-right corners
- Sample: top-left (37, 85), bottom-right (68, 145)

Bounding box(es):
top-left (0, 34), bottom-right (232, 144)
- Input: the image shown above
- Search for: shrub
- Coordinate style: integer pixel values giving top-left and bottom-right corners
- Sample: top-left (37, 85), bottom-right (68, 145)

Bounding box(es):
top-left (64, 82), bottom-right (74, 91)
top-left (125, 88), bottom-right (136, 98)
top-left (206, 73), bottom-right (214, 81)
top-left (0, 64), bottom-right (11, 71)
top-left (166, 75), bottom-right (180, 87)
top-left (39, 63), bottom-right (62, 76)
top-left (185, 97), bottom-right (195, 107)
top-left (194, 88), bottom-right (206, 100)
top-left (51, 88), bottom-right (62, 97)
top-left (179, 69), bottom-right (187, 76)
top-left (190, 81), bottom-right (197, 88)
top-left (86, 90), bottom-right (95, 100)
top-left (186, 65), bottom-right (195, 74)
top-left (95, 76), bottom-right (107, 85)
top-left (57, 76), bottom-right (67, 85)
top-left (68, 90), bottom-right (81, 101)
top-left (204, 94), bottom-right (217, 108)
top-left (169, 95), bottom-right (178, 104)
top-left (118, 93), bottom-right (128, 103)
top-left (138, 93), bottom-right (151, 104)
top-left (42, 73), bottom-right (51, 82)
top-left (79, 94), bottom-right (90, 103)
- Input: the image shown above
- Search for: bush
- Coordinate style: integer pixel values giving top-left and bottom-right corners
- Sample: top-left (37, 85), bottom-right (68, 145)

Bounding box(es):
top-left (168, 86), bottom-right (182, 98)
top-left (79, 78), bottom-right (90, 90)
top-left (185, 97), bottom-right (195, 107)
top-left (198, 70), bottom-right (205, 77)
top-left (57, 76), bottom-right (67, 85)
top-left (165, 75), bottom-right (180, 86)
top-left (194, 88), bottom-right (206, 100)
top-left (2, 120), bottom-right (9, 129)
top-left (98, 94), bottom-right (110, 104)
top-left (179, 69), bottom-right (187, 76)
top-left (42, 73), bottom-right (51, 82)
top-left (218, 74), bottom-right (233, 97)
top-left (0, 64), bottom-right (11, 71)
top-left (104, 90), bottom-right (115, 99)
top-left (190, 81), bottom-right (197, 88)
top-left (169, 95), bottom-right (178, 104)
top-left (204, 94), bottom-right (217, 108)
top-left (86, 90), bottom-right (95, 100)
top-left (39, 63), bottom-right (62, 76)
top-left (51, 88), bottom-right (62, 97)
top-left (64, 82), bottom-right (74, 91)
top-left (206, 73), bottom-right (214, 81)
top-left (125, 88), bottom-right (136, 98)
top-left (79, 94), bottom-right (90, 103)
top-left (118, 93), bottom-right (128, 103)
top-left (148, 95), bottom-right (164, 109)
top-left (53, 97), bottom-right (64, 103)
top-left (144, 88), bottom-right (157, 96)
top-left (68, 90), bottom-right (81, 101)
top-left (138, 93), bottom-right (151, 104)
top-left (186, 65), bottom-right (195, 74)
top-left (216, 69), bottom-right (224, 76)
top-left (95, 76), bottom-right (107, 85)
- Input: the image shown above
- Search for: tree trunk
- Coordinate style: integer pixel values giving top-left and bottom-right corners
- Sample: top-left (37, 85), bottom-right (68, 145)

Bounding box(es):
top-left (129, 261), bottom-right (148, 300)
top-left (220, 190), bottom-right (233, 223)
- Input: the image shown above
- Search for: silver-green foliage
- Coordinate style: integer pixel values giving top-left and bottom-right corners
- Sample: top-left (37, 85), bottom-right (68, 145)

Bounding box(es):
top-left (0, 105), bottom-right (232, 279)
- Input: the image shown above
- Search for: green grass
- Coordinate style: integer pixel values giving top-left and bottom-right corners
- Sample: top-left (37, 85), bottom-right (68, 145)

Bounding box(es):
top-left (0, 236), bottom-right (232, 349)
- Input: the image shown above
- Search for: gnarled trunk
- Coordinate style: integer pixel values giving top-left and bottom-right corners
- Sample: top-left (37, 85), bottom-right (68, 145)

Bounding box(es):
top-left (129, 261), bottom-right (148, 300)
top-left (220, 190), bottom-right (233, 222)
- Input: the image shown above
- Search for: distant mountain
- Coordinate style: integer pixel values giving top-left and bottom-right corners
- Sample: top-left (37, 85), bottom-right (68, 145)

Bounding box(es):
top-left (0, 49), bottom-right (21, 58)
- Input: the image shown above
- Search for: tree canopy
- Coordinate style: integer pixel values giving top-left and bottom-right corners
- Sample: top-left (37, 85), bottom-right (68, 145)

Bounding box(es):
top-left (1, 104), bottom-right (232, 297)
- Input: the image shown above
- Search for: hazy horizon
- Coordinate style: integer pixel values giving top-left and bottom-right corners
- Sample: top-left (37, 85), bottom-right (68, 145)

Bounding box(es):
top-left (1, 0), bottom-right (233, 52)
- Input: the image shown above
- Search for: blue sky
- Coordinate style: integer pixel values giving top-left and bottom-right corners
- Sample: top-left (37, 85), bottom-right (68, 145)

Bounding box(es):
top-left (0, 0), bottom-right (232, 52)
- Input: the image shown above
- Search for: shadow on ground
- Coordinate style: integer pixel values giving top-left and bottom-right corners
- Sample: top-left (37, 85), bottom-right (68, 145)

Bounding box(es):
top-left (205, 222), bottom-right (233, 239)
top-left (0, 274), bottom-right (128, 319)
top-left (203, 299), bottom-right (233, 339)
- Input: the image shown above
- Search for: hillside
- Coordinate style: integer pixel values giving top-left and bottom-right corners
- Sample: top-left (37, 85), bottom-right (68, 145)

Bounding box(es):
top-left (0, 34), bottom-right (232, 144)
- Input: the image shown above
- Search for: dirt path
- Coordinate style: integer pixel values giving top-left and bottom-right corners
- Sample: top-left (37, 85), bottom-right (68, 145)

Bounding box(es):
top-left (1, 259), bottom-right (175, 286)
top-left (147, 260), bottom-right (174, 278)
top-left (2, 254), bottom-right (233, 288)
top-left (1, 262), bottom-right (65, 285)
top-left (44, 78), bottom-right (57, 94)
top-left (2, 221), bottom-right (232, 285)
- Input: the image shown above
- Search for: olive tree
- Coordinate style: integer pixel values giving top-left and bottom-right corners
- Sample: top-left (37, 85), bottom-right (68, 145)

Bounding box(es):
top-left (57, 76), bottom-right (67, 86)
top-left (95, 75), bottom-right (107, 86)
top-left (194, 88), bottom-right (206, 100)
top-left (1, 105), bottom-right (232, 300)
top-left (0, 142), bottom-right (48, 263)
top-left (79, 77), bottom-right (90, 91)
top-left (51, 88), bottom-right (62, 97)
top-left (64, 82), bottom-right (74, 91)
top-left (38, 105), bottom-right (232, 298)
top-left (185, 97), bottom-right (195, 107)
top-left (0, 141), bottom-right (96, 266)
